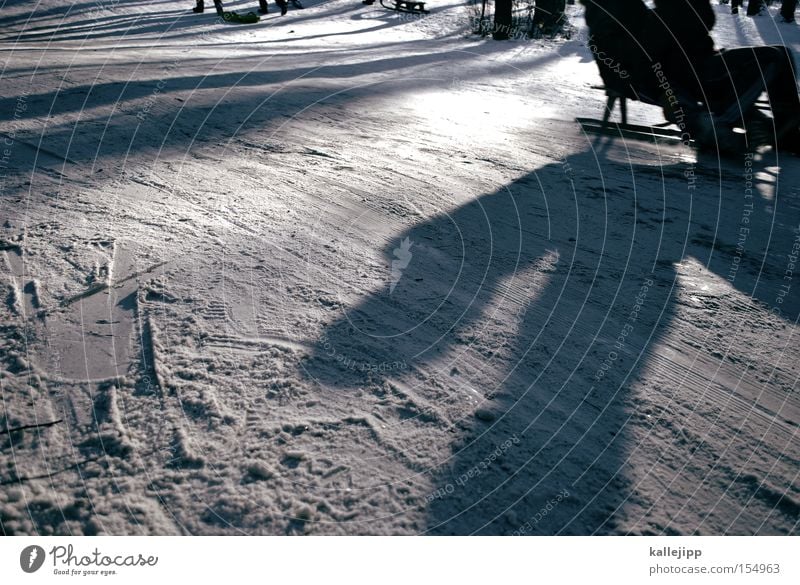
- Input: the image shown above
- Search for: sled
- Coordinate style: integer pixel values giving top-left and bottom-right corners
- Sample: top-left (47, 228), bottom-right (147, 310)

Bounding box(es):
top-left (596, 85), bottom-right (772, 125)
top-left (221, 10), bottom-right (261, 23)
top-left (577, 116), bottom-right (776, 158)
top-left (379, 0), bottom-right (429, 15)
top-left (586, 84), bottom-right (773, 149)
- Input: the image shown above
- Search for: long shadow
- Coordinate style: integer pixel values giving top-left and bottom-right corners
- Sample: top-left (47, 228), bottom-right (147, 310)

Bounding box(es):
top-left (12, 41), bottom-right (558, 121)
top-left (748, 5), bottom-right (800, 46)
top-left (1, 0), bottom-right (418, 44)
top-left (4, 8), bottom-right (186, 37)
top-left (0, 46), bottom-right (561, 195)
top-left (728, 6), bottom-right (760, 48)
top-left (726, 3), bottom-right (800, 48)
top-left (0, 0), bottom-right (180, 31)
top-left (0, 0), bottom-right (103, 29)
top-left (4, 9), bottom-right (219, 43)
top-left (302, 140), bottom-right (800, 534)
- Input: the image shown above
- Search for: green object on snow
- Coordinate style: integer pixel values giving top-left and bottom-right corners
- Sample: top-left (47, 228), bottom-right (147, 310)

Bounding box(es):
top-left (221, 11), bottom-right (260, 23)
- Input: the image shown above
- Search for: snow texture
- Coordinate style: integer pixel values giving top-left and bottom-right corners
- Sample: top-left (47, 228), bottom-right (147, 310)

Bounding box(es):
top-left (0, 0), bottom-right (798, 535)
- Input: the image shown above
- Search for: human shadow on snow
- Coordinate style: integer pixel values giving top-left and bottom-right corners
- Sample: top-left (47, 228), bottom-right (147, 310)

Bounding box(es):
top-left (304, 141), bottom-right (800, 534)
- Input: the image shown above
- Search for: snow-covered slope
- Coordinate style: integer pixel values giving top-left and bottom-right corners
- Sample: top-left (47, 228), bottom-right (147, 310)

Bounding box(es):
top-left (0, 0), bottom-right (798, 535)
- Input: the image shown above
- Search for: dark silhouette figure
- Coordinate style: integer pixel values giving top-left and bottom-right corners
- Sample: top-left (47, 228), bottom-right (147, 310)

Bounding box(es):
top-left (781, 0), bottom-right (797, 22)
top-left (656, 0), bottom-right (800, 147)
top-left (581, 0), bottom-right (660, 99)
top-left (582, 0), bottom-right (800, 153)
top-left (494, 0), bottom-right (566, 40)
top-left (532, 0), bottom-right (567, 33)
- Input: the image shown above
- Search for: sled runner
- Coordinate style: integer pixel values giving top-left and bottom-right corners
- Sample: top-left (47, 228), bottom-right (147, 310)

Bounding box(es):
top-left (379, 0), bottom-right (429, 14)
top-left (585, 84), bottom-right (775, 152)
top-left (594, 85), bottom-right (772, 128)
top-left (576, 117), bottom-right (688, 145)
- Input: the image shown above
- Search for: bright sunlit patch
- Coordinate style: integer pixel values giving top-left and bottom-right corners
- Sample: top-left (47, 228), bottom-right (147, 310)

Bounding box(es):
top-left (415, 87), bottom-right (549, 141)
top-left (676, 257), bottom-right (736, 299)
top-left (755, 167), bottom-right (778, 202)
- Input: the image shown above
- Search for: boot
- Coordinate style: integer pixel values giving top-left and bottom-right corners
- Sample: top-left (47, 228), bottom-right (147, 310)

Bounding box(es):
top-left (747, 0), bottom-right (766, 15)
top-left (258, 0), bottom-right (269, 13)
top-left (193, 0), bottom-right (204, 13)
top-left (213, 0), bottom-right (224, 16)
top-left (276, 0), bottom-right (288, 15)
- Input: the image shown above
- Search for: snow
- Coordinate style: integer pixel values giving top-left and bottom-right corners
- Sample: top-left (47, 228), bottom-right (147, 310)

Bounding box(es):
top-left (1, 0), bottom-right (799, 535)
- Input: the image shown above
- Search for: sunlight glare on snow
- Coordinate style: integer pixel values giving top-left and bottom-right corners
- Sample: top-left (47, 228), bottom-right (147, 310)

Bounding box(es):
top-left (416, 88), bottom-right (545, 139)
top-left (755, 167), bottom-right (778, 202)
top-left (677, 257), bottom-right (739, 299)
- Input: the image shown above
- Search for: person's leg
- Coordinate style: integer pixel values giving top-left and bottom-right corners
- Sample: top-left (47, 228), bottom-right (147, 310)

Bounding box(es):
top-left (746, 0), bottom-right (765, 15)
top-left (685, 49), bottom-right (773, 151)
top-left (213, 0), bottom-right (224, 15)
top-left (699, 50), bottom-right (765, 126)
top-left (761, 45), bottom-right (800, 148)
top-left (730, 47), bottom-right (799, 122)
top-left (258, 0), bottom-right (269, 13)
top-left (714, 46), bottom-right (800, 149)
top-left (275, 0), bottom-right (288, 15)
top-left (781, 0), bottom-right (797, 21)
top-left (193, 0), bottom-right (204, 13)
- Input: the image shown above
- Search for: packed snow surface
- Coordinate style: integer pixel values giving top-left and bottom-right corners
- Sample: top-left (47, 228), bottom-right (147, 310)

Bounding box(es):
top-left (1, 0), bottom-right (798, 534)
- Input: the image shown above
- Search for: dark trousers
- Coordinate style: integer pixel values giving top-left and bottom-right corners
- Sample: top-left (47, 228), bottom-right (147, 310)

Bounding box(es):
top-left (258, 0), bottom-right (288, 11)
top-left (700, 46), bottom-right (800, 138)
top-left (782, 0), bottom-right (798, 20)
